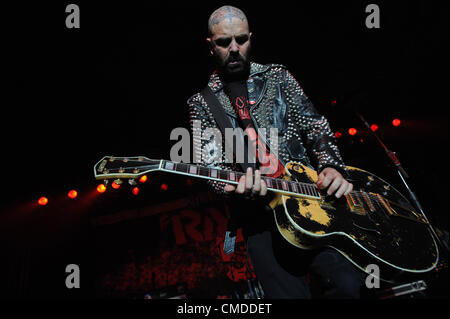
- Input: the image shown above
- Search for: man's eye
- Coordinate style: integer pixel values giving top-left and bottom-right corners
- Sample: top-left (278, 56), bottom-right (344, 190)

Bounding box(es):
top-left (215, 38), bottom-right (231, 48)
top-left (235, 35), bottom-right (249, 45)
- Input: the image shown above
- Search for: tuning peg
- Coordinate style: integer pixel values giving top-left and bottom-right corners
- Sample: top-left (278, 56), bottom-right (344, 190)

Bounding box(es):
top-left (114, 179), bottom-right (123, 185)
top-left (128, 179), bottom-right (137, 186)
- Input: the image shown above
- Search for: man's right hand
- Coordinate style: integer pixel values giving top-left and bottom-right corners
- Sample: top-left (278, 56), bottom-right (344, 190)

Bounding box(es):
top-left (224, 167), bottom-right (268, 197)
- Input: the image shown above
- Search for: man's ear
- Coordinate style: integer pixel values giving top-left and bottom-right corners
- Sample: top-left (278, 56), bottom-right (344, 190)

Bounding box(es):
top-left (206, 37), bottom-right (214, 55)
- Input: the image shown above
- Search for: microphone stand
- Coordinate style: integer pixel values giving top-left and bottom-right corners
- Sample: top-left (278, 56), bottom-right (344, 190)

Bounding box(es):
top-left (355, 111), bottom-right (448, 253)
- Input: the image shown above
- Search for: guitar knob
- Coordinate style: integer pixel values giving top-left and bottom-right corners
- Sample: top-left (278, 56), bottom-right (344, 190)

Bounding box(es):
top-left (128, 179), bottom-right (137, 186)
top-left (114, 179), bottom-right (123, 185)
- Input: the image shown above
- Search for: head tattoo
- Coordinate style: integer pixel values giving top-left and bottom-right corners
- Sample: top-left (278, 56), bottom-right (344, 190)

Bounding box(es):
top-left (208, 6), bottom-right (248, 36)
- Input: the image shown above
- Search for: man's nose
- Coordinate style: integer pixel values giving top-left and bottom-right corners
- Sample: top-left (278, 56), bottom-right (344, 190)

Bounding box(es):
top-left (229, 39), bottom-right (239, 52)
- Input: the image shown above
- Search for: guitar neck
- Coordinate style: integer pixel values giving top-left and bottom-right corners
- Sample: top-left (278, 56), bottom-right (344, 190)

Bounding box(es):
top-left (160, 160), bottom-right (321, 199)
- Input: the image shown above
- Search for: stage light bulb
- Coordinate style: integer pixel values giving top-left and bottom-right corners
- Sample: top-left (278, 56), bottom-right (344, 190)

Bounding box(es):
top-left (392, 119), bottom-right (401, 127)
top-left (132, 187), bottom-right (140, 195)
top-left (139, 175), bottom-right (148, 183)
top-left (370, 124), bottom-right (379, 132)
top-left (68, 190), bottom-right (78, 199)
top-left (97, 184), bottom-right (106, 193)
top-left (111, 181), bottom-right (121, 189)
top-left (348, 128), bottom-right (357, 136)
top-left (38, 197), bottom-right (48, 206)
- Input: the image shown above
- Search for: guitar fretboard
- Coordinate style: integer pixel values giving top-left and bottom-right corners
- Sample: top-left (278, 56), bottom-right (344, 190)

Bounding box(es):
top-left (161, 161), bottom-right (321, 199)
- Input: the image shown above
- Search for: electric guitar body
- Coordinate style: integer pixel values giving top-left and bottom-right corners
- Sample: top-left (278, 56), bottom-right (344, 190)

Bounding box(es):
top-left (270, 162), bottom-right (439, 281)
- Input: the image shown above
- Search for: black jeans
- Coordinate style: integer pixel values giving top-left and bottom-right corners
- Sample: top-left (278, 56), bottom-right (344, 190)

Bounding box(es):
top-left (245, 225), bottom-right (366, 299)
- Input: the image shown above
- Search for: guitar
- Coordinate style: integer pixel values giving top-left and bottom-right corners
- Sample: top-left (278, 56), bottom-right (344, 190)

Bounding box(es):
top-left (94, 156), bottom-right (439, 282)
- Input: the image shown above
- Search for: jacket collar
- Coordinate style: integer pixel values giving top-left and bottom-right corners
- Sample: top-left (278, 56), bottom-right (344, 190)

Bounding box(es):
top-left (207, 62), bottom-right (269, 110)
top-left (207, 62), bottom-right (268, 92)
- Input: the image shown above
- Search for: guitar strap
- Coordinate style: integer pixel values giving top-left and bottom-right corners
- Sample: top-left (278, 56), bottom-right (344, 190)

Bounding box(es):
top-left (200, 86), bottom-right (255, 173)
top-left (201, 86), bottom-right (252, 255)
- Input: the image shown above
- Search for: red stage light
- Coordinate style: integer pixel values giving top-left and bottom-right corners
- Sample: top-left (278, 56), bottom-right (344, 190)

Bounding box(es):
top-left (348, 128), bottom-right (357, 136)
top-left (370, 124), bottom-right (379, 132)
top-left (139, 175), bottom-right (148, 183)
top-left (334, 131), bottom-right (342, 138)
top-left (330, 100), bottom-right (337, 106)
top-left (68, 190), bottom-right (78, 199)
top-left (392, 119), bottom-right (401, 127)
top-left (38, 197), bottom-right (48, 206)
top-left (161, 184), bottom-right (168, 191)
top-left (111, 181), bottom-right (121, 189)
top-left (132, 187), bottom-right (140, 195)
top-left (97, 184), bottom-right (106, 193)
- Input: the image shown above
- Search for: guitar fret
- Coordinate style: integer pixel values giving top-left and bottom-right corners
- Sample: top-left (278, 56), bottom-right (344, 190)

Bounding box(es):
top-left (276, 179), bottom-right (282, 190)
top-left (229, 171), bottom-right (236, 182)
top-left (188, 165), bottom-right (197, 175)
top-left (312, 185), bottom-right (320, 196)
top-left (177, 163), bottom-right (189, 173)
top-left (210, 168), bottom-right (218, 178)
top-left (291, 182), bottom-right (298, 193)
top-left (219, 170), bottom-right (228, 180)
top-left (281, 181), bottom-right (289, 191)
top-left (265, 178), bottom-right (273, 189)
top-left (165, 161), bottom-right (175, 170)
top-left (299, 183), bottom-right (306, 195)
top-left (199, 167), bottom-right (209, 177)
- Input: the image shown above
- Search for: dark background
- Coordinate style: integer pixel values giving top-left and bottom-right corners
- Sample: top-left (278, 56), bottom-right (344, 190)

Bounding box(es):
top-left (1, 0), bottom-right (448, 299)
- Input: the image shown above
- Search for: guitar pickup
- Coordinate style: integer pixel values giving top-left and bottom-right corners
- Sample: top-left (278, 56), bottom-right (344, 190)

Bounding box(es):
top-left (345, 193), bottom-right (367, 215)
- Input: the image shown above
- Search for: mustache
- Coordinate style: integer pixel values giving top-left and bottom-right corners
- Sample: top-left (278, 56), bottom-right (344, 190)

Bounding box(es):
top-left (226, 55), bottom-right (245, 64)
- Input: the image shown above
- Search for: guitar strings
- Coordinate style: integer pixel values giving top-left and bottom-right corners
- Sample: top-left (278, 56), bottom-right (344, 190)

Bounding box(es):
top-left (103, 160), bottom-right (393, 203)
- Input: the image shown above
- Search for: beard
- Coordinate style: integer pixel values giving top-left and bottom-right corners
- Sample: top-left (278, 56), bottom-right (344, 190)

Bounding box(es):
top-left (214, 48), bottom-right (251, 83)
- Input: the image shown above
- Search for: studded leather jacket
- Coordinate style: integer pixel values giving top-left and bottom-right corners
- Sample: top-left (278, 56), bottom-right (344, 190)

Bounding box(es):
top-left (187, 62), bottom-right (347, 194)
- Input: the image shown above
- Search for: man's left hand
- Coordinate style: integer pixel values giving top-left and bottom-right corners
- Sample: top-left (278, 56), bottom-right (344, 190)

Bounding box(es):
top-left (317, 167), bottom-right (353, 198)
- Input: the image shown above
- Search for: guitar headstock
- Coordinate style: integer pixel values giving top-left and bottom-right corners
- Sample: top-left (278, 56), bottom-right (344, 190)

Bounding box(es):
top-left (94, 156), bottom-right (162, 182)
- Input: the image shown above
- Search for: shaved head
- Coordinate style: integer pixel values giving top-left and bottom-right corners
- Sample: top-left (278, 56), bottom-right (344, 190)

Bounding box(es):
top-left (208, 6), bottom-right (249, 36)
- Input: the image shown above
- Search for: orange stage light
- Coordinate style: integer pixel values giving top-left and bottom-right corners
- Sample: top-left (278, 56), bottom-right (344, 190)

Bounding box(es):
top-left (68, 190), bottom-right (78, 199)
top-left (97, 184), bottom-right (106, 193)
top-left (111, 181), bottom-right (121, 189)
top-left (38, 197), bottom-right (48, 206)
top-left (348, 128), bottom-right (357, 136)
top-left (139, 175), bottom-right (148, 183)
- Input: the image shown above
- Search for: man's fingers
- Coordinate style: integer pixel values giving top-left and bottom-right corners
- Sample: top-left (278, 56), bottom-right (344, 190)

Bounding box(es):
top-left (224, 184), bottom-right (236, 193)
top-left (319, 175), bottom-right (332, 189)
top-left (334, 181), bottom-right (350, 198)
top-left (343, 183), bottom-right (353, 196)
top-left (245, 167), bottom-right (253, 191)
top-left (260, 179), bottom-right (267, 196)
top-left (252, 170), bottom-right (261, 194)
top-left (236, 175), bottom-right (246, 194)
top-left (327, 177), bottom-right (342, 196)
